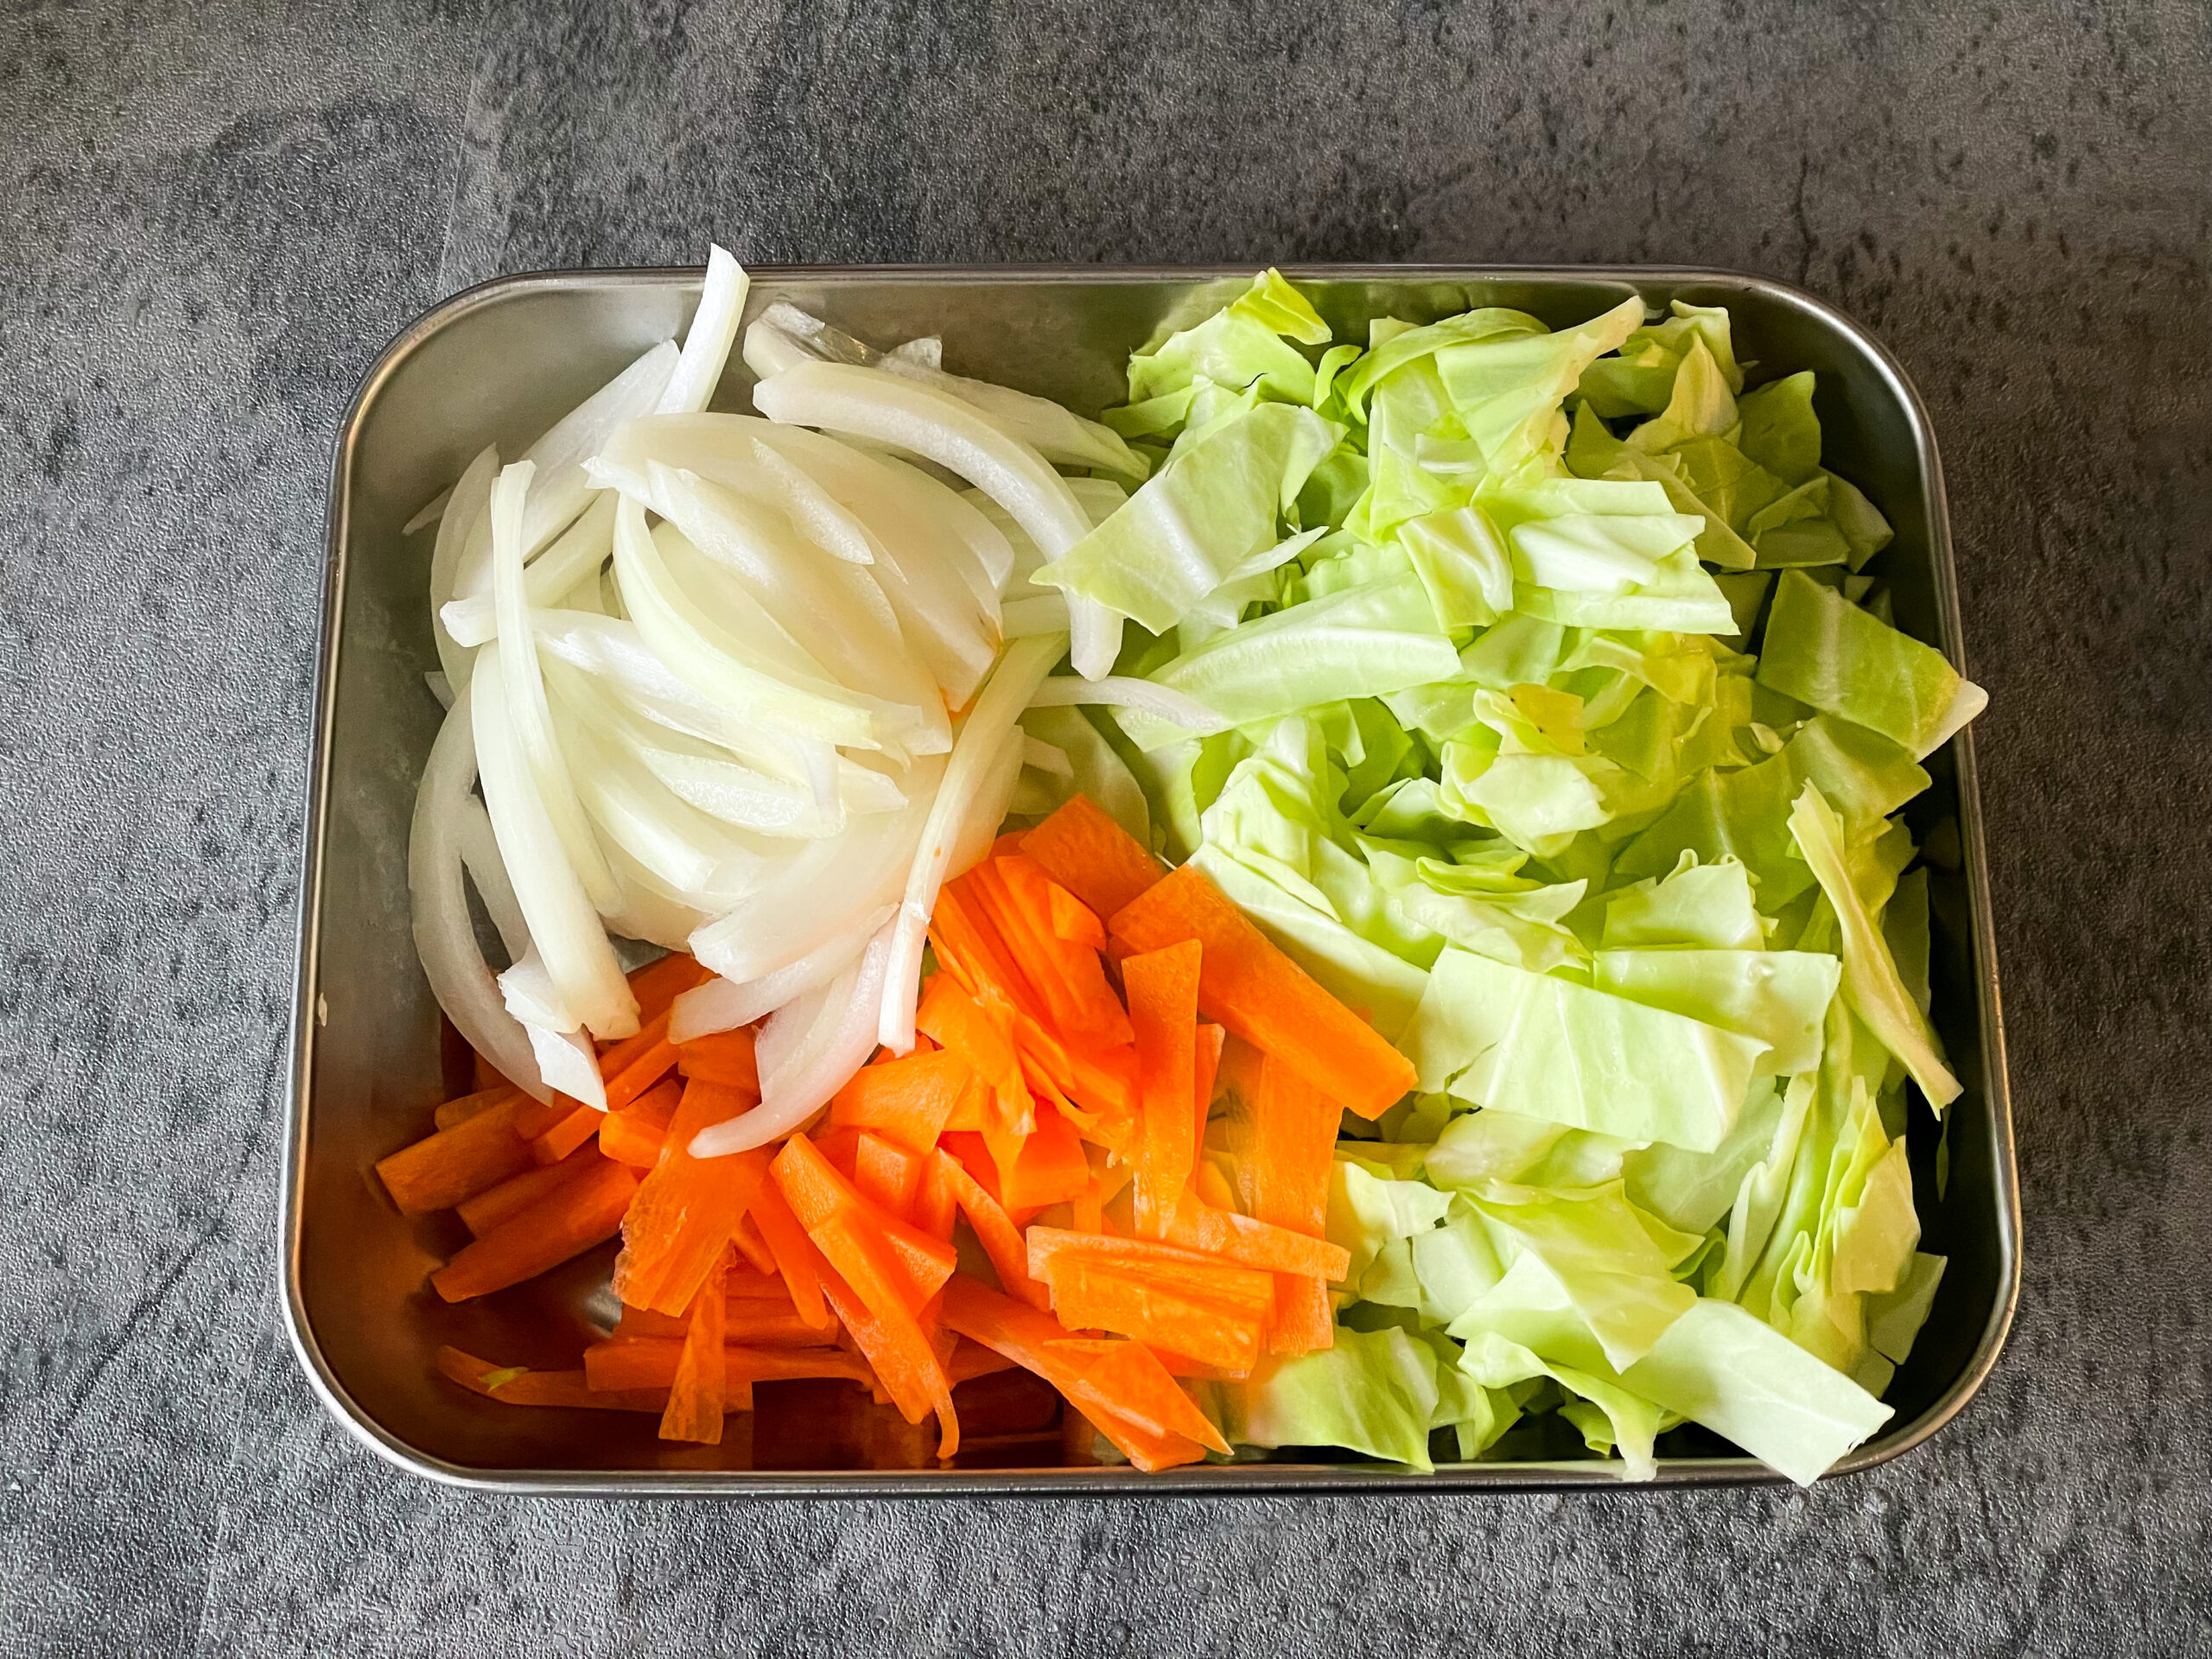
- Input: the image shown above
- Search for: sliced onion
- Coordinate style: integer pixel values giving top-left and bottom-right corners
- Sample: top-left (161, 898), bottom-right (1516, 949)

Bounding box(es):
top-left (498, 950), bottom-right (608, 1109)
top-left (407, 682), bottom-right (549, 1101)
top-left (442, 492), bottom-right (616, 649)
top-left (1025, 674), bottom-right (1229, 733)
top-left (690, 923), bottom-right (893, 1158)
top-left (490, 461), bottom-right (622, 912)
top-left (453, 794), bottom-right (531, 961)
top-left (1022, 734), bottom-right (1073, 779)
top-left (428, 446), bottom-right (499, 690)
top-left (472, 640), bottom-right (638, 1039)
top-left (877, 357), bottom-right (1148, 483)
top-left (670, 904), bottom-right (893, 1041)
top-left (403, 480), bottom-right (455, 536)
top-left (609, 496), bottom-right (878, 747)
top-left (516, 339), bottom-right (678, 556)
top-left (657, 245), bottom-right (749, 417)
top-left (747, 438), bottom-right (876, 564)
top-left (879, 633), bottom-right (1065, 1052)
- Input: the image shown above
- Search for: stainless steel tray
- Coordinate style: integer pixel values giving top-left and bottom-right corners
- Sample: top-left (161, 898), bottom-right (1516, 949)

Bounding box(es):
top-left (286, 265), bottom-right (2019, 1495)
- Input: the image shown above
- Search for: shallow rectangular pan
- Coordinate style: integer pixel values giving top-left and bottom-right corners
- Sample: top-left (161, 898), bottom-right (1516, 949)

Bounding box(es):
top-left (285, 265), bottom-right (2019, 1494)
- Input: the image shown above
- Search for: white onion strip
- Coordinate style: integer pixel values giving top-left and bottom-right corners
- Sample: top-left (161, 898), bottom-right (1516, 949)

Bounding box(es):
top-left (428, 446), bottom-right (499, 690)
top-left (878, 632), bottom-right (1066, 1052)
top-left (407, 681), bottom-right (550, 1101)
top-left (669, 904), bottom-right (894, 1043)
top-left (690, 925), bottom-right (894, 1158)
top-left (657, 246), bottom-right (749, 417)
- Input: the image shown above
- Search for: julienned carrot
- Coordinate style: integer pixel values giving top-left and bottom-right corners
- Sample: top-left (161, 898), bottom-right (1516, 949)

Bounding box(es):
top-left (731, 1210), bottom-right (777, 1275)
top-left (914, 1153), bottom-right (958, 1243)
top-left (1047, 1337), bottom-right (1231, 1456)
top-left (1248, 1050), bottom-right (1341, 1355)
top-left (967, 856), bottom-right (1134, 1047)
top-left (915, 977), bottom-right (1029, 1132)
top-left (928, 1148), bottom-right (1048, 1310)
top-left (1160, 1204), bottom-right (1352, 1281)
top-left (610, 1082), bottom-right (772, 1316)
top-left (1192, 1022), bottom-right (1224, 1150)
top-left (927, 880), bottom-right (1043, 1025)
top-left (817, 1262), bottom-right (960, 1452)
top-left (377, 1093), bottom-right (563, 1216)
top-left (994, 1103), bottom-right (1091, 1212)
top-left (1005, 1009), bottom-right (1141, 1136)
top-left (625, 952), bottom-right (713, 1027)
top-left (598, 1077), bottom-right (682, 1168)
top-left (747, 1179), bottom-right (835, 1332)
top-left (1108, 863), bottom-right (1415, 1120)
top-left (938, 1277), bottom-right (1208, 1472)
top-left (434, 1083), bottom-right (519, 1132)
top-left (531, 1100), bottom-right (603, 1166)
top-left (457, 1146), bottom-right (606, 1238)
top-left (1038, 1255), bottom-right (1268, 1373)
top-left (1022, 795), bottom-right (1164, 924)
top-left (1046, 880), bottom-right (1106, 951)
top-left (1025, 1229), bottom-right (1281, 1311)
top-left (829, 1049), bottom-right (975, 1154)
top-left (430, 1158), bottom-right (640, 1302)
top-left (775, 1135), bottom-right (957, 1443)
top-left (675, 1027), bottom-right (760, 1093)
top-left (1122, 940), bottom-right (1202, 1236)
top-left (854, 1131), bottom-right (924, 1220)
top-left (604, 1022), bottom-right (680, 1114)
top-left (946, 1337), bottom-right (1020, 1385)
top-left (435, 1345), bottom-right (669, 1413)
top-left (583, 1337), bottom-right (872, 1392)
top-left (660, 1259), bottom-right (729, 1445)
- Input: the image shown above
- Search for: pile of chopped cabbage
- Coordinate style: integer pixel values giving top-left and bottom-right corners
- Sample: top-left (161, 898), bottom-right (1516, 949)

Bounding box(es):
top-left (1024, 272), bottom-right (1980, 1483)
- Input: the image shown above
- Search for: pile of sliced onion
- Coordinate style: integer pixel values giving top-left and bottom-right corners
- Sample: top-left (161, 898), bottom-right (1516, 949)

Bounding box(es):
top-left (404, 246), bottom-right (1201, 1157)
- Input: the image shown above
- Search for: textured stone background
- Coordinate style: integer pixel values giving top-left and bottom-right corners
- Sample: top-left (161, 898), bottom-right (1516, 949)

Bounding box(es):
top-left (3, 1), bottom-right (2209, 1654)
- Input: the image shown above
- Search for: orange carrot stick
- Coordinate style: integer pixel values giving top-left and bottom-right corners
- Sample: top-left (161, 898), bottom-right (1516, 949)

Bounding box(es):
top-left (828, 1049), bottom-right (974, 1154)
top-left (626, 952), bottom-right (712, 1026)
top-left (916, 976), bottom-right (1031, 1132)
top-left (731, 1210), bottom-right (777, 1275)
top-left (434, 1083), bottom-right (520, 1132)
top-left (748, 1179), bottom-right (835, 1332)
top-left (1249, 1050), bottom-right (1341, 1355)
top-left (1046, 882), bottom-right (1106, 951)
top-left (609, 1082), bottom-right (772, 1316)
top-left (430, 1159), bottom-right (640, 1302)
top-left (659, 1259), bottom-right (730, 1444)
top-left (1022, 795), bottom-right (1164, 923)
top-left (435, 1346), bottom-right (669, 1413)
top-left (815, 1263), bottom-right (958, 1455)
top-left (854, 1131), bottom-right (925, 1220)
top-left (675, 1026), bottom-right (760, 1094)
top-left (1160, 1204), bottom-right (1352, 1281)
top-left (597, 1077), bottom-right (681, 1168)
top-left (969, 856), bottom-right (1134, 1047)
top-left (1046, 1337), bottom-right (1231, 1456)
top-left (376, 1096), bottom-right (542, 1216)
top-left (1037, 1255), bottom-right (1268, 1373)
top-left (583, 1338), bottom-right (872, 1392)
top-left (1192, 1021), bottom-right (1225, 1150)
top-left (1109, 863), bottom-right (1414, 1119)
top-left (457, 1145), bottom-right (607, 1238)
top-left (927, 1148), bottom-right (1048, 1309)
top-left (938, 1277), bottom-right (1203, 1471)
top-left (996, 1103), bottom-right (1092, 1213)
top-left (530, 1100), bottom-right (604, 1166)
top-left (1122, 938), bottom-right (1202, 1236)
top-left (1025, 1228), bottom-right (1287, 1307)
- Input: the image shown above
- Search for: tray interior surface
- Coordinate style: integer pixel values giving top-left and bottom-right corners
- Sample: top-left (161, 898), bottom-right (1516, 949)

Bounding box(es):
top-left (291, 267), bottom-right (2014, 1491)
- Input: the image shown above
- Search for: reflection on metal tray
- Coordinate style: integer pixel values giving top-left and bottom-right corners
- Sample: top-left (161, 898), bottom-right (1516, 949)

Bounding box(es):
top-left (286, 266), bottom-right (2018, 1495)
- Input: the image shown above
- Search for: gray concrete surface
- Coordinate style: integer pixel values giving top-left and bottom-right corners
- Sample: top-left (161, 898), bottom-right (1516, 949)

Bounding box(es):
top-left (2, 1), bottom-right (2208, 1653)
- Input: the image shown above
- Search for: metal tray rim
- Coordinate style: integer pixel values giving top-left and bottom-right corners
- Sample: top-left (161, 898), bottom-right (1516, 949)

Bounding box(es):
top-left (285, 261), bottom-right (2019, 1497)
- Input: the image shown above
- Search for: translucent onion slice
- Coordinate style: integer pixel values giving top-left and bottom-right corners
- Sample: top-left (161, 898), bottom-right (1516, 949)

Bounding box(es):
top-left (689, 923), bottom-right (894, 1159)
top-left (490, 461), bottom-right (622, 913)
top-left (442, 493), bottom-right (616, 649)
top-left (669, 905), bottom-right (894, 1042)
top-left (657, 245), bottom-right (749, 417)
top-left (453, 794), bottom-right (531, 962)
top-left (472, 640), bottom-right (639, 1039)
top-left (688, 765), bottom-right (939, 984)
top-left (428, 446), bottom-right (499, 690)
top-left (497, 951), bottom-right (608, 1110)
top-left (407, 682), bottom-right (549, 1101)
top-left (879, 633), bottom-right (1065, 1052)
top-left (517, 339), bottom-right (679, 556)
top-left (877, 357), bottom-right (1149, 483)
top-left (609, 496), bottom-right (878, 748)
